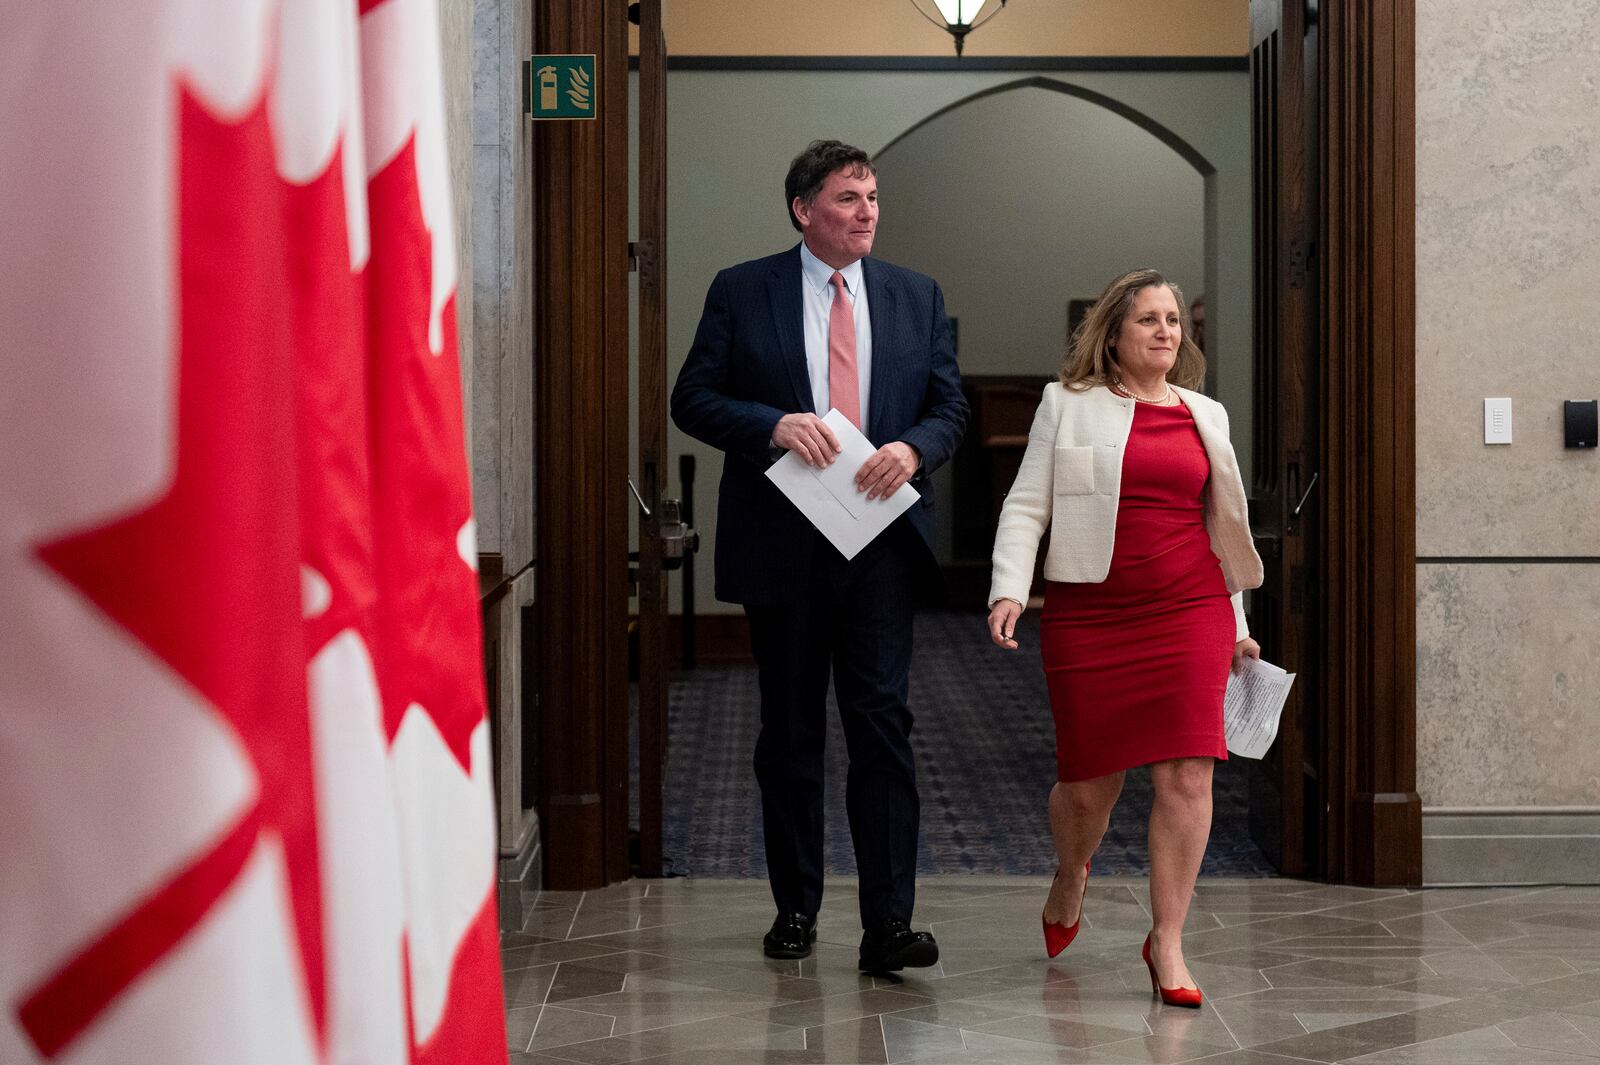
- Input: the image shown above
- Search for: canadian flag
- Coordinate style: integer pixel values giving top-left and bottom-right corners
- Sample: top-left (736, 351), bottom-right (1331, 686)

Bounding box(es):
top-left (0, 2), bottom-right (508, 1063)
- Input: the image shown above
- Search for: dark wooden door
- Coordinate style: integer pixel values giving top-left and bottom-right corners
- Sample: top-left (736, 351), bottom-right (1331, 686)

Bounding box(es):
top-left (1247, 0), bottom-right (1322, 877)
top-left (633, 0), bottom-right (670, 877)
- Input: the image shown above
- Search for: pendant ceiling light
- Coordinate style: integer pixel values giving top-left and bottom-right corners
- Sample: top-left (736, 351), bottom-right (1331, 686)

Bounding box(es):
top-left (910, 0), bottom-right (1007, 57)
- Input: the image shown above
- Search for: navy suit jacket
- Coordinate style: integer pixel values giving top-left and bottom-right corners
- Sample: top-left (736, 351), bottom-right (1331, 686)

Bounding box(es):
top-left (672, 245), bottom-right (969, 605)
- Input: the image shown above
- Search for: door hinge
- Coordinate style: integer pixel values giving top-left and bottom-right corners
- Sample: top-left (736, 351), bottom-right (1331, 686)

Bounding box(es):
top-left (1288, 240), bottom-right (1315, 289)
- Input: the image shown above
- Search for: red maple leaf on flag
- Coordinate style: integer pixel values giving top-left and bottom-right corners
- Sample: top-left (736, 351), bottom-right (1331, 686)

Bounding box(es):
top-left (10, 4), bottom-right (507, 1059)
top-left (363, 129), bottom-right (507, 1063)
top-left (366, 134), bottom-right (485, 774)
top-left (356, 3), bottom-right (506, 1052)
top-left (23, 80), bottom-right (328, 1059)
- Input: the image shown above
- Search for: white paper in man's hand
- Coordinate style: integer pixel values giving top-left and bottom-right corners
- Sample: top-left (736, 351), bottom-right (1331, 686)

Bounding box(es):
top-left (1223, 656), bottom-right (1296, 759)
top-left (765, 408), bottom-right (919, 560)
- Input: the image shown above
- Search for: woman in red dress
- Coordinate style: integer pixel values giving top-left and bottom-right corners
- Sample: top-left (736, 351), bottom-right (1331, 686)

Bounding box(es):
top-left (986, 270), bottom-right (1263, 1008)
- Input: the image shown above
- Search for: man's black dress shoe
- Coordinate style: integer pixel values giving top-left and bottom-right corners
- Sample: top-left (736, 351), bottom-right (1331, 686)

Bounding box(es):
top-left (858, 919), bottom-right (939, 972)
top-left (762, 913), bottom-right (818, 959)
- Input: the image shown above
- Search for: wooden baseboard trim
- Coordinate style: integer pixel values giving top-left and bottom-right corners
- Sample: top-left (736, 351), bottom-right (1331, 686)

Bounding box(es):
top-left (666, 613), bottom-right (753, 666)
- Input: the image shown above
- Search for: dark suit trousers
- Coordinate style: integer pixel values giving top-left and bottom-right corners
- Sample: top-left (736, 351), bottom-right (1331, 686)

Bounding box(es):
top-left (745, 532), bottom-right (920, 929)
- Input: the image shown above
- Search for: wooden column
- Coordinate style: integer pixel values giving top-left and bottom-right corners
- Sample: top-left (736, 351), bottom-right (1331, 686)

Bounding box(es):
top-left (533, 0), bottom-right (631, 889)
top-left (1321, 0), bottom-right (1422, 886)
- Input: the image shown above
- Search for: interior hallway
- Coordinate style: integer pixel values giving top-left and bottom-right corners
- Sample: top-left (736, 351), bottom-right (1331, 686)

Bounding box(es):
top-left (659, 610), bottom-right (1275, 879)
top-left (503, 876), bottom-right (1600, 1064)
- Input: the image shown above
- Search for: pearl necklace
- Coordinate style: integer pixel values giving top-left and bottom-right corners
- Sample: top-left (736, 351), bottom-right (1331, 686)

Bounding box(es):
top-left (1111, 376), bottom-right (1172, 405)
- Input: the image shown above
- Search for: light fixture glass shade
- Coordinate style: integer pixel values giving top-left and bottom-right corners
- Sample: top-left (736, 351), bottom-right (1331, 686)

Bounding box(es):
top-left (917, 0), bottom-right (1003, 55)
top-left (932, 0), bottom-right (985, 25)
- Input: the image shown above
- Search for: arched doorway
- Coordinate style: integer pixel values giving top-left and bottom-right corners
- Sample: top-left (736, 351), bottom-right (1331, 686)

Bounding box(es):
top-left (609, 26), bottom-right (1418, 890)
top-left (869, 78), bottom-right (1274, 878)
top-left (869, 78), bottom-right (1220, 571)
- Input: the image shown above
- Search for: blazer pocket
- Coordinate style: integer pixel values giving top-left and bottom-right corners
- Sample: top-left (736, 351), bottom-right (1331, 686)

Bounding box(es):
top-left (1053, 445), bottom-right (1096, 495)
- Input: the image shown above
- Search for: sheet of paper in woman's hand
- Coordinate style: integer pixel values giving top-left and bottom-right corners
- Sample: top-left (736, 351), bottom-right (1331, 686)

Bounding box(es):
top-left (1223, 657), bottom-right (1296, 759)
top-left (764, 408), bottom-right (919, 560)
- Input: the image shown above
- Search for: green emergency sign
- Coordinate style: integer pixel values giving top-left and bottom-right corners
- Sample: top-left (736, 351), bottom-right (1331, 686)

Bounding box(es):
top-left (528, 55), bottom-right (597, 121)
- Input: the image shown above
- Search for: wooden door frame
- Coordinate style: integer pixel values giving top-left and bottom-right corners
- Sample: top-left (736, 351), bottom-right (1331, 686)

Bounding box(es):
top-left (532, 0), bottom-right (632, 890)
top-left (522, 0), bottom-right (1422, 889)
top-left (1319, 0), bottom-right (1421, 885)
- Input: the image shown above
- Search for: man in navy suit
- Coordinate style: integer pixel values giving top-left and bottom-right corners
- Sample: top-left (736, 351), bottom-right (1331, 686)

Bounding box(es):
top-left (672, 140), bottom-right (968, 972)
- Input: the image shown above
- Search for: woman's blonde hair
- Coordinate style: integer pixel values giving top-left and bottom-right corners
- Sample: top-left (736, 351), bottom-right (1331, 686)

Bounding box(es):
top-left (1059, 269), bottom-right (1206, 391)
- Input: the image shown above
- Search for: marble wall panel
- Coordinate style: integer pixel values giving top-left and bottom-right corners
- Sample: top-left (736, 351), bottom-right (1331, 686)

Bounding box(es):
top-left (1416, 563), bottom-right (1600, 807)
top-left (1423, 809), bottom-right (1600, 884)
top-left (467, 0), bottom-right (533, 568)
top-left (1415, 0), bottom-right (1600, 557)
top-left (467, 0), bottom-right (536, 913)
top-left (499, 0), bottom-right (533, 571)
top-left (440, 0), bottom-right (473, 450)
top-left (471, 0), bottom-right (499, 148)
top-left (500, 141), bottom-right (534, 568)
top-left (471, 144), bottom-right (502, 549)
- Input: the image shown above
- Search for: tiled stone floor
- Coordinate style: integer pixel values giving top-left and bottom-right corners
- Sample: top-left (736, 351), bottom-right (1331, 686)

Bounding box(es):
top-left (502, 876), bottom-right (1600, 1064)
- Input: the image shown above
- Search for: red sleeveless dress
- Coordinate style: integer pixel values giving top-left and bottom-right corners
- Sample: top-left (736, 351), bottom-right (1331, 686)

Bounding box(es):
top-left (1039, 400), bottom-right (1234, 782)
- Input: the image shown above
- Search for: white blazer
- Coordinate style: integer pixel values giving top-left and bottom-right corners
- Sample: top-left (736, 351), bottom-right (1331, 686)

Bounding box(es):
top-left (988, 382), bottom-right (1264, 641)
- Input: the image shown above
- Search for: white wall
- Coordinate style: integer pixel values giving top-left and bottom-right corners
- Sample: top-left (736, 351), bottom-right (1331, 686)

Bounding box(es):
top-left (665, 68), bottom-right (1251, 613)
top-left (871, 87), bottom-right (1206, 379)
top-left (868, 84), bottom-right (1208, 569)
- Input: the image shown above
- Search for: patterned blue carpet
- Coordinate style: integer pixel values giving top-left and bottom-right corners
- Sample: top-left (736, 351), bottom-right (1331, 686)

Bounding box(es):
top-left (659, 609), bottom-right (1276, 878)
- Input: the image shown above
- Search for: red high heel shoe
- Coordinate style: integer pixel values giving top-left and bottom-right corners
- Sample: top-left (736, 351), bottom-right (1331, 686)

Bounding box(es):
top-left (1142, 933), bottom-right (1202, 1008)
top-left (1042, 861), bottom-right (1091, 958)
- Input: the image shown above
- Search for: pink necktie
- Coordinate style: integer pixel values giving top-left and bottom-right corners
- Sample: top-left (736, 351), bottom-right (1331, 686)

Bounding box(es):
top-left (828, 271), bottom-right (861, 428)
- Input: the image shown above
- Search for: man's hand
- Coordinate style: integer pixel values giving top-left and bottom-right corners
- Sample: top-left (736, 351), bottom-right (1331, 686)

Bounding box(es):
top-left (855, 441), bottom-right (919, 501)
top-left (771, 413), bottom-right (842, 467)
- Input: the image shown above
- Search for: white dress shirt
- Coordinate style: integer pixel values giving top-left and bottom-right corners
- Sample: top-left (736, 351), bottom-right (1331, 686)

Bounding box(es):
top-left (799, 241), bottom-right (872, 430)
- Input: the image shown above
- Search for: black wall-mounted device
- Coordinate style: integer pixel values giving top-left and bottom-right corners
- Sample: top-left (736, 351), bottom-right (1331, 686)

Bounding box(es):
top-left (1564, 400), bottom-right (1598, 449)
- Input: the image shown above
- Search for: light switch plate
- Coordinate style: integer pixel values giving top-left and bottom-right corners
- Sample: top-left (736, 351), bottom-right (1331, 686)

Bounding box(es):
top-left (1484, 397), bottom-right (1512, 444)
